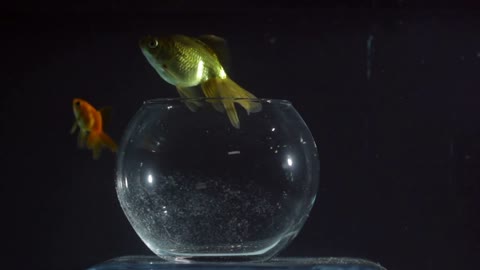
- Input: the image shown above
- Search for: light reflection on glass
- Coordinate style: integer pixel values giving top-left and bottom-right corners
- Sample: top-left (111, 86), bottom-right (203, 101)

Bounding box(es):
top-left (287, 157), bottom-right (293, 167)
top-left (125, 177), bottom-right (128, 188)
top-left (287, 171), bottom-right (294, 182)
top-left (148, 174), bottom-right (153, 184)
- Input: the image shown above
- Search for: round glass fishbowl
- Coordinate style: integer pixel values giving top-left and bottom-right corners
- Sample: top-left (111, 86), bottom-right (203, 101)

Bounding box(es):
top-left (116, 98), bottom-right (319, 262)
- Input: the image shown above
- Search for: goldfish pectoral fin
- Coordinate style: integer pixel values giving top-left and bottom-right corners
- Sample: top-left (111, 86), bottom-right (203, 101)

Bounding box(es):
top-left (77, 131), bottom-right (87, 149)
top-left (70, 121), bottom-right (78, 134)
top-left (176, 86), bottom-right (203, 112)
top-left (224, 100), bottom-right (240, 129)
top-left (99, 106), bottom-right (113, 129)
top-left (201, 80), bottom-right (224, 112)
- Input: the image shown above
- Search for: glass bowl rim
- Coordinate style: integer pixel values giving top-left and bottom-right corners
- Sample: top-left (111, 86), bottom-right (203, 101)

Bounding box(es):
top-left (143, 98), bottom-right (292, 106)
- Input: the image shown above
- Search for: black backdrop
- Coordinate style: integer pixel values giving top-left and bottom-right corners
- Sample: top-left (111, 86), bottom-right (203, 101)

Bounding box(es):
top-left (2, 3), bottom-right (479, 270)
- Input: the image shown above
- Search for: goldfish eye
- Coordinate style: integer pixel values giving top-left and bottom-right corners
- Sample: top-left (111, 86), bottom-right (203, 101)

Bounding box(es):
top-left (75, 101), bottom-right (81, 106)
top-left (148, 39), bottom-right (158, 48)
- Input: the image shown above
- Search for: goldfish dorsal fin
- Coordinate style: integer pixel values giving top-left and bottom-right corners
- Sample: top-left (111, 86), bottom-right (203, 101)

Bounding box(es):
top-left (197, 35), bottom-right (232, 73)
top-left (99, 106), bottom-right (113, 129)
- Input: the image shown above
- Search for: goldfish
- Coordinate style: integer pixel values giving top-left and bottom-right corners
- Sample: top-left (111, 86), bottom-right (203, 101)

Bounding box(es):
top-left (139, 34), bottom-right (262, 129)
top-left (70, 98), bottom-right (118, 160)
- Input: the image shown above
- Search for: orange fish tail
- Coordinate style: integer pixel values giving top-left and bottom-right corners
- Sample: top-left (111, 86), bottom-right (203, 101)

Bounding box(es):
top-left (99, 132), bottom-right (118, 153)
top-left (86, 131), bottom-right (118, 160)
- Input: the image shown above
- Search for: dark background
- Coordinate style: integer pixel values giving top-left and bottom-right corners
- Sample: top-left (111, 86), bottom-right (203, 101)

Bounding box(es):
top-left (2, 1), bottom-right (479, 270)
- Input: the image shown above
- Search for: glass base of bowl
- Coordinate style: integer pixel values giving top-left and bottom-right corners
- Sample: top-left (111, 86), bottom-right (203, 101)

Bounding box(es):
top-left (86, 256), bottom-right (387, 270)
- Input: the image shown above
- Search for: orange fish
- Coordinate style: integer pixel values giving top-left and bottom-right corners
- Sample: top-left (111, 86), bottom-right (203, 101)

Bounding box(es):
top-left (70, 98), bottom-right (118, 160)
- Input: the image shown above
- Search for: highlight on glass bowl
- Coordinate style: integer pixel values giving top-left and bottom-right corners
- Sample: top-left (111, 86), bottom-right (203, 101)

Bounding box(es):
top-left (116, 98), bottom-right (320, 262)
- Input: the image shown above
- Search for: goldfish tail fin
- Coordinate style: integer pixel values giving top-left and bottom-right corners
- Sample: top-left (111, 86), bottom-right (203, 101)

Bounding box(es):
top-left (99, 132), bottom-right (118, 153)
top-left (201, 77), bottom-right (262, 129)
top-left (202, 78), bottom-right (239, 128)
top-left (222, 77), bottom-right (262, 114)
top-left (86, 132), bottom-right (102, 160)
top-left (92, 147), bottom-right (102, 160)
top-left (201, 81), bottom-right (225, 113)
top-left (86, 131), bottom-right (117, 160)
